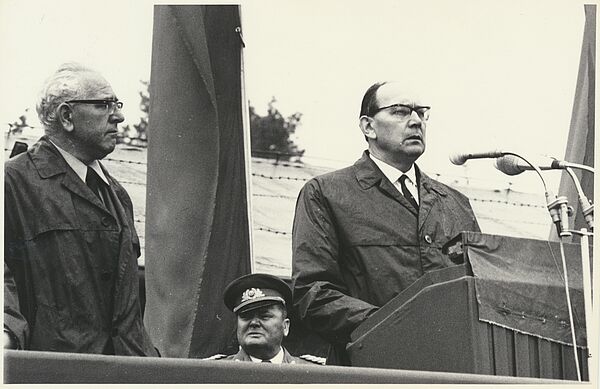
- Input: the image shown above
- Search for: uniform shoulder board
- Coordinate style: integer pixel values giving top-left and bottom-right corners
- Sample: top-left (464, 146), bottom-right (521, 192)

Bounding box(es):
top-left (299, 354), bottom-right (326, 365)
top-left (204, 354), bottom-right (228, 360)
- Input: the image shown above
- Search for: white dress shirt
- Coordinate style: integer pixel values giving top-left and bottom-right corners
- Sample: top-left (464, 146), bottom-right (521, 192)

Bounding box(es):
top-left (50, 140), bottom-right (110, 185)
top-left (370, 154), bottom-right (419, 205)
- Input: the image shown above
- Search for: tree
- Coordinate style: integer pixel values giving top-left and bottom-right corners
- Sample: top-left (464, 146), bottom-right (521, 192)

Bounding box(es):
top-left (7, 109), bottom-right (32, 136)
top-left (116, 86), bottom-right (305, 161)
top-left (119, 80), bottom-right (149, 147)
top-left (250, 97), bottom-right (304, 162)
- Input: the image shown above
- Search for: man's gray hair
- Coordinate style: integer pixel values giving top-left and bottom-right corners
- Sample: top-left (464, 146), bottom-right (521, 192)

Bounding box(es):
top-left (36, 62), bottom-right (97, 133)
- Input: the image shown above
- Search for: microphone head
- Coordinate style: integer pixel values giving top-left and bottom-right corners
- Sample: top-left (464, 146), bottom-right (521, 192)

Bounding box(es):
top-left (449, 153), bottom-right (467, 165)
top-left (494, 155), bottom-right (524, 175)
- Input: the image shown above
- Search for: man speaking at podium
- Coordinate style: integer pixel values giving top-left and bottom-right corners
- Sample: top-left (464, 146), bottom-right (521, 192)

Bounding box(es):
top-left (291, 81), bottom-right (480, 365)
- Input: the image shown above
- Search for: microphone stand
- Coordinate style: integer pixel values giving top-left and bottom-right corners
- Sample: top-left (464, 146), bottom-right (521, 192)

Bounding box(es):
top-left (560, 161), bottom-right (595, 175)
top-left (504, 153), bottom-right (583, 381)
top-left (561, 166), bottom-right (594, 374)
top-left (563, 167), bottom-right (594, 232)
top-left (499, 153), bottom-right (565, 229)
top-left (467, 151), bottom-right (593, 379)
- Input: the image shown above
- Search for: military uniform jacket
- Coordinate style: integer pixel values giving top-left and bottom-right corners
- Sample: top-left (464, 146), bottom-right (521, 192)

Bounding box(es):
top-left (4, 136), bottom-right (157, 356)
top-left (292, 151), bottom-right (481, 348)
top-left (209, 347), bottom-right (324, 365)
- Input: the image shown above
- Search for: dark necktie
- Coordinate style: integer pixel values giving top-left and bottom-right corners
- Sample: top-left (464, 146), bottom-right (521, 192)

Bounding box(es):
top-left (86, 166), bottom-right (104, 202)
top-left (399, 174), bottom-right (419, 210)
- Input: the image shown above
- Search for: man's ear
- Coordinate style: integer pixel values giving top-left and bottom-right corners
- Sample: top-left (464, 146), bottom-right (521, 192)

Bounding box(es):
top-left (282, 318), bottom-right (290, 337)
top-left (359, 115), bottom-right (377, 140)
top-left (57, 103), bottom-right (74, 132)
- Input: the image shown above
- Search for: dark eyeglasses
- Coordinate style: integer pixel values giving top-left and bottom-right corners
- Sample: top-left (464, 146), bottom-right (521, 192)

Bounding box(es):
top-left (66, 99), bottom-right (123, 113)
top-left (373, 103), bottom-right (430, 121)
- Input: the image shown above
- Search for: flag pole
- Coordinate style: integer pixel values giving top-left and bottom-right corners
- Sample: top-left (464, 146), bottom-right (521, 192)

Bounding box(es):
top-left (238, 5), bottom-right (255, 273)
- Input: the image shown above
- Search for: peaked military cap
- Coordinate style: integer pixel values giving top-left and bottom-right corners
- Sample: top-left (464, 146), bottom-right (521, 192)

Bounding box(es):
top-left (224, 273), bottom-right (292, 314)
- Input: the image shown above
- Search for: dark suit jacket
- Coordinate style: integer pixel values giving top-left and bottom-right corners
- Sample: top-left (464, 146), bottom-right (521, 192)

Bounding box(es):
top-left (292, 151), bottom-right (480, 364)
top-left (4, 136), bottom-right (157, 356)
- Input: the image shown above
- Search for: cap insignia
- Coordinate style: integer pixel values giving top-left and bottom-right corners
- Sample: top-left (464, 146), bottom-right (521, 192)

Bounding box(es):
top-left (241, 287), bottom-right (265, 302)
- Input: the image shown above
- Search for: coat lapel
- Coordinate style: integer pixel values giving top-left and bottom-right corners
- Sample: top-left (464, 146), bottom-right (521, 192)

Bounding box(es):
top-left (380, 178), bottom-right (418, 216)
top-left (233, 348), bottom-right (253, 361)
top-left (282, 347), bottom-right (296, 364)
top-left (418, 169), bottom-right (447, 231)
top-left (30, 136), bottom-right (112, 215)
top-left (232, 347), bottom-right (295, 363)
top-left (354, 151), bottom-right (418, 216)
top-left (61, 169), bottom-right (109, 212)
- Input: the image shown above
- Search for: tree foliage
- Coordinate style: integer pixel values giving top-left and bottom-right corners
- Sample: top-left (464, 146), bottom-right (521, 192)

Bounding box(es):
top-left (115, 86), bottom-right (304, 162)
top-left (119, 80), bottom-right (149, 147)
top-left (250, 97), bottom-right (304, 162)
top-left (7, 109), bottom-right (32, 136)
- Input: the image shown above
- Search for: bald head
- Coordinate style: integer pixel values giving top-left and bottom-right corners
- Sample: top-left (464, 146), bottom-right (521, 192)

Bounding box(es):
top-left (375, 82), bottom-right (425, 109)
top-left (360, 81), bottom-right (425, 117)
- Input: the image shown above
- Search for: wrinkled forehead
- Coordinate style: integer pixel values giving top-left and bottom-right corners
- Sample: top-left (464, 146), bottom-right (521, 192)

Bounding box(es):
top-left (376, 82), bottom-right (425, 107)
top-left (80, 71), bottom-right (115, 98)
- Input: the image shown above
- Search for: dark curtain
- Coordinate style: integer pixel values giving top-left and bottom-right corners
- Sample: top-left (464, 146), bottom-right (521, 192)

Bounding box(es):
top-left (144, 5), bottom-right (251, 358)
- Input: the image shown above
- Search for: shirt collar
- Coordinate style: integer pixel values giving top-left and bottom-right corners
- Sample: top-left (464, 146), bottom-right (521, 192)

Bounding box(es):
top-left (49, 140), bottom-right (109, 185)
top-left (369, 153), bottom-right (417, 185)
top-left (249, 347), bottom-right (284, 364)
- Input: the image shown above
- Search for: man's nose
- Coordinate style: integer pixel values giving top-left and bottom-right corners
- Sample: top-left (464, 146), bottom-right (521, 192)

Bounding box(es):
top-left (109, 109), bottom-right (125, 124)
top-left (249, 315), bottom-right (261, 326)
top-left (408, 109), bottom-right (423, 123)
top-left (407, 114), bottom-right (423, 128)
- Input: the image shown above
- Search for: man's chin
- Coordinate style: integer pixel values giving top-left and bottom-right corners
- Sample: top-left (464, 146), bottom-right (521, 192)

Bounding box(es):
top-left (402, 145), bottom-right (425, 159)
top-left (242, 341), bottom-right (277, 358)
top-left (96, 144), bottom-right (116, 160)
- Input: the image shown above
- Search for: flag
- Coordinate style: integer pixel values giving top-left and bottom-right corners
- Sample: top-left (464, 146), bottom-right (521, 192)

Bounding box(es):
top-left (144, 5), bottom-right (251, 358)
top-left (554, 4), bottom-right (595, 239)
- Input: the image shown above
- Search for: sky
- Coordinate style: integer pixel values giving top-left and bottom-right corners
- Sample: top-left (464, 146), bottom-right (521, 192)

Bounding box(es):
top-left (0, 0), bottom-right (590, 194)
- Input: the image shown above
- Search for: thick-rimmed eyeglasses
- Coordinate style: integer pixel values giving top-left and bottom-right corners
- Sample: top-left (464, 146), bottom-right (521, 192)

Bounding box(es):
top-left (66, 99), bottom-right (124, 114)
top-left (373, 103), bottom-right (430, 121)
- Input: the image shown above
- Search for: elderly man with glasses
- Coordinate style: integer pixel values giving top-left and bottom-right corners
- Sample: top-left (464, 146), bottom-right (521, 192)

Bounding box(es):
top-left (4, 63), bottom-right (158, 356)
top-left (291, 81), bottom-right (481, 365)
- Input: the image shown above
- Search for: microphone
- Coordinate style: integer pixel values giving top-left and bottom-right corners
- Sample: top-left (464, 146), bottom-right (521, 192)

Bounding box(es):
top-left (449, 150), bottom-right (506, 165)
top-left (495, 155), bottom-right (565, 175)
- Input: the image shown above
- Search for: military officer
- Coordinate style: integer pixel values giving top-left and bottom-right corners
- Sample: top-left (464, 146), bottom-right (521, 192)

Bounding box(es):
top-left (206, 273), bottom-right (324, 365)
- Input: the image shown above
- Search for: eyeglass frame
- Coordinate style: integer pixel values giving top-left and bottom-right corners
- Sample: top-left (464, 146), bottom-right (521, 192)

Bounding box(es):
top-left (371, 103), bottom-right (431, 121)
top-left (65, 99), bottom-right (124, 113)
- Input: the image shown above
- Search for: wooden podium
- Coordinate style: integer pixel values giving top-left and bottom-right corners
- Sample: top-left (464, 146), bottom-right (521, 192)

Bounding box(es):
top-left (346, 233), bottom-right (590, 380)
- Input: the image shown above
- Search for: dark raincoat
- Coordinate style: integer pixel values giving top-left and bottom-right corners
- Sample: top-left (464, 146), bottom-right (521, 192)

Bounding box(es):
top-left (292, 151), bottom-right (480, 363)
top-left (4, 137), bottom-right (157, 356)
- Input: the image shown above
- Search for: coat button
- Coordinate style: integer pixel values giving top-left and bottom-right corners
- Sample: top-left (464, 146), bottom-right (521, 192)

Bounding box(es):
top-left (101, 217), bottom-right (113, 227)
top-left (424, 235), bottom-right (432, 244)
top-left (100, 271), bottom-right (112, 281)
